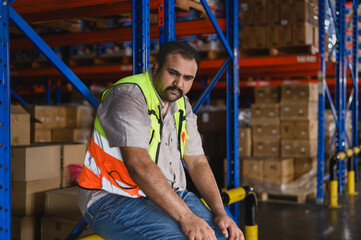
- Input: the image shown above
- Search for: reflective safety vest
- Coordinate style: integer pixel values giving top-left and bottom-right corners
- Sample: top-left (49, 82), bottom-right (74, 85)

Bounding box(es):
top-left (79, 70), bottom-right (188, 198)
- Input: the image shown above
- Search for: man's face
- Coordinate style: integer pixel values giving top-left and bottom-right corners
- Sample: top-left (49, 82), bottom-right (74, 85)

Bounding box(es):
top-left (153, 53), bottom-right (197, 103)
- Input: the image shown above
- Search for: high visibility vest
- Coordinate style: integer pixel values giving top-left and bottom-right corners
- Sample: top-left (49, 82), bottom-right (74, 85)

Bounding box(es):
top-left (79, 70), bottom-right (189, 198)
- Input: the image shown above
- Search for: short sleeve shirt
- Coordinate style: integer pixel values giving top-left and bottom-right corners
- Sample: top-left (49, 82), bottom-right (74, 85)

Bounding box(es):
top-left (78, 71), bottom-right (204, 215)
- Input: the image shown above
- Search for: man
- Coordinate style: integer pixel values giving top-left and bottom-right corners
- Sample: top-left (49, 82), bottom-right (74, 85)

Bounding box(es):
top-left (78, 41), bottom-right (244, 240)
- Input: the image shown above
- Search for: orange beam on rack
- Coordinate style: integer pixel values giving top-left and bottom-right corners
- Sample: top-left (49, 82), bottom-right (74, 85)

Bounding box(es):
top-left (11, 19), bottom-right (226, 50)
top-left (11, 0), bottom-right (159, 22)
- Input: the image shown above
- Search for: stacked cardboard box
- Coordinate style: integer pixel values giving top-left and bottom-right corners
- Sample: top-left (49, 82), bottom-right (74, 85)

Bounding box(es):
top-left (251, 86), bottom-right (281, 157)
top-left (240, 0), bottom-right (318, 51)
top-left (42, 187), bottom-right (93, 239)
top-left (11, 144), bottom-right (62, 239)
top-left (280, 83), bottom-right (318, 179)
top-left (11, 105), bottom-right (31, 146)
top-left (26, 105), bottom-right (94, 146)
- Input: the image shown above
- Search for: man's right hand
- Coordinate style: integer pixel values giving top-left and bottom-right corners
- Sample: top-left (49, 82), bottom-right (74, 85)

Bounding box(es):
top-left (179, 213), bottom-right (217, 240)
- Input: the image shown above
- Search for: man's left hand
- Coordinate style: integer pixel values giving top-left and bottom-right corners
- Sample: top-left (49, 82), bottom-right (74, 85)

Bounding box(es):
top-left (214, 214), bottom-right (245, 240)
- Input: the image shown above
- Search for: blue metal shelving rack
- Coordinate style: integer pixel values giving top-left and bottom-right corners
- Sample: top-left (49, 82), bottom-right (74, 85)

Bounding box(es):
top-left (317, 0), bottom-right (360, 203)
top-left (0, 0), bottom-right (241, 238)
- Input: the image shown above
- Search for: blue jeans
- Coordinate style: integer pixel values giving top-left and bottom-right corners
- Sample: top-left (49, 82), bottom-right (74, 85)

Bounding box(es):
top-left (84, 189), bottom-right (227, 240)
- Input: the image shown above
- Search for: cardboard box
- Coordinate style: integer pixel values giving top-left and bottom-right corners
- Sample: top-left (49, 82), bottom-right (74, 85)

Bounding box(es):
top-left (12, 216), bottom-right (38, 240)
top-left (292, 22), bottom-right (314, 45)
top-left (27, 106), bottom-right (67, 129)
top-left (51, 128), bottom-right (92, 145)
top-left (241, 27), bottom-right (267, 49)
top-left (197, 107), bottom-right (226, 132)
top-left (11, 144), bottom-right (61, 182)
top-left (279, 0), bottom-right (292, 24)
top-left (277, 24), bottom-right (293, 46)
top-left (41, 216), bottom-right (93, 240)
top-left (281, 139), bottom-right (317, 158)
top-left (294, 157), bottom-right (317, 179)
top-left (290, 0), bottom-right (313, 24)
top-left (32, 128), bottom-right (52, 143)
top-left (242, 157), bottom-right (264, 181)
top-left (44, 187), bottom-right (82, 220)
top-left (252, 119), bottom-right (280, 141)
top-left (267, 0), bottom-right (280, 25)
top-left (251, 103), bottom-right (279, 119)
top-left (267, 25), bottom-right (280, 47)
top-left (65, 105), bottom-right (94, 128)
top-left (280, 102), bottom-right (318, 120)
top-left (62, 144), bottom-right (86, 188)
top-left (253, 139), bottom-right (280, 157)
top-left (281, 83), bottom-right (318, 102)
top-left (12, 177), bottom-right (61, 216)
top-left (281, 120), bottom-right (318, 140)
top-left (263, 158), bottom-right (294, 184)
top-left (255, 3), bottom-right (268, 26)
top-left (11, 105), bottom-right (31, 146)
top-left (239, 128), bottom-right (252, 156)
top-left (254, 86), bottom-right (280, 103)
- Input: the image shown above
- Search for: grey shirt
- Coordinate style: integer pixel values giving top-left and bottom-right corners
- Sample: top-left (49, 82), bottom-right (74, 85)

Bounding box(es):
top-left (78, 71), bottom-right (204, 215)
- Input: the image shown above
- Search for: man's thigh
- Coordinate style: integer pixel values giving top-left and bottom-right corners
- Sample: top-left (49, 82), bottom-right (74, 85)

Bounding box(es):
top-left (84, 190), bottom-right (226, 240)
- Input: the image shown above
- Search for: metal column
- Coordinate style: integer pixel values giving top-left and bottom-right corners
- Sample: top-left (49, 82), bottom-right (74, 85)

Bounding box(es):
top-left (0, 1), bottom-right (11, 239)
top-left (159, 0), bottom-right (175, 46)
top-left (351, 0), bottom-right (359, 182)
top-left (335, 0), bottom-right (347, 193)
top-left (317, 0), bottom-right (326, 204)
top-left (226, 0), bottom-right (240, 224)
top-left (132, 0), bottom-right (150, 74)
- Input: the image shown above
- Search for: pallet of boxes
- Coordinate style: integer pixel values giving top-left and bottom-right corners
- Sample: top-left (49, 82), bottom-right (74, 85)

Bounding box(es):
top-left (11, 104), bottom-right (94, 240)
top-left (241, 83), bottom-right (318, 204)
top-left (240, 0), bottom-right (319, 56)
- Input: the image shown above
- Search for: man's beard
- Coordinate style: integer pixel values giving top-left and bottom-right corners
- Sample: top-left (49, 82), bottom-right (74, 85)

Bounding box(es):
top-left (162, 86), bottom-right (183, 102)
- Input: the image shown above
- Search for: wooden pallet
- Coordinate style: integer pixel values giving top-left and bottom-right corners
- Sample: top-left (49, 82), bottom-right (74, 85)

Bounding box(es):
top-left (240, 44), bottom-right (318, 58)
top-left (258, 190), bottom-right (316, 204)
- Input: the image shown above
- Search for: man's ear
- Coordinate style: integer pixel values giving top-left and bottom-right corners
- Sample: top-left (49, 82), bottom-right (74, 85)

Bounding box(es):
top-left (153, 62), bottom-right (159, 74)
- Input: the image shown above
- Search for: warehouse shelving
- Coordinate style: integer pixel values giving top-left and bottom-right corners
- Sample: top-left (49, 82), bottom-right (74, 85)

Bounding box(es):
top-left (1, 0), bottom-right (360, 239)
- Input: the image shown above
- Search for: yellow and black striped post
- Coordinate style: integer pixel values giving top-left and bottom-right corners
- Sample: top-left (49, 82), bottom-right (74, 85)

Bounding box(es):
top-left (221, 186), bottom-right (258, 240)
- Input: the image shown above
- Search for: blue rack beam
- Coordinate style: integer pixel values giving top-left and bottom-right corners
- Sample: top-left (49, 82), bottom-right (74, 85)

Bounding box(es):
top-left (351, 0), bottom-right (359, 182)
top-left (159, 0), bottom-right (175, 45)
top-left (9, 6), bottom-right (99, 109)
top-left (132, 0), bottom-right (150, 74)
top-left (225, 0), bottom-right (240, 225)
top-left (0, 1), bottom-right (11, 239)
top-left (317, 0), bottom-right (326, 204)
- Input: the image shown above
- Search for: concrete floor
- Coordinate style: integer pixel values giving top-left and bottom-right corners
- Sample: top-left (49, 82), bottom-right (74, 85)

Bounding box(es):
top-left (238, 183), bottom-right (361, 240)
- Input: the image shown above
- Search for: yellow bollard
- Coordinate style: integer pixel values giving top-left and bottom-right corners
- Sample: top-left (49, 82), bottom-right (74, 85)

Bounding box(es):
top-left (347, 171), bottom-right (358, 195)
top-left (245, 225), bottom-right (258, 240)
top-left (329, 180), bottom-right (341, 208)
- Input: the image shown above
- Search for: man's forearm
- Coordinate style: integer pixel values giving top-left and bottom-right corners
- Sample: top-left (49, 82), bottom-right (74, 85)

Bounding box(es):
top-left (185, 155), bottom-right (227, 216)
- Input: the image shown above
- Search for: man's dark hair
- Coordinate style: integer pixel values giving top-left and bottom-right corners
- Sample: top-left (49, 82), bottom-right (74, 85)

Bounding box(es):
top-left (156, 41), bottom-right (200, 72)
